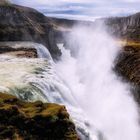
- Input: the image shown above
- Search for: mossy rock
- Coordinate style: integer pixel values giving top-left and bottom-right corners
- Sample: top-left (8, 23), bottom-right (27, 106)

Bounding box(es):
top-left (0, 93), bottom-right (79, 140)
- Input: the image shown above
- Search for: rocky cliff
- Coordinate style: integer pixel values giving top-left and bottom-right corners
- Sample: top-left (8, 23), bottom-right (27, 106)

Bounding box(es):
top-left (0, 3), bottom-right (61, 59)
top-left (104, 12), bottom-right (140, 41)
top-left (115, 42), bottom-right (140, 104)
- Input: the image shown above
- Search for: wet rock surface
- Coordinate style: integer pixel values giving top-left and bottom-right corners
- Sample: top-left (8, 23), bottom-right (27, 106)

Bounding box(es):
top-left (115, 43), bottom-right (140, 104)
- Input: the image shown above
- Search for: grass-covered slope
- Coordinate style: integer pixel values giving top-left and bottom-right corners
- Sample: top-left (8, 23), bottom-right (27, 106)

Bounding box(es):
top-left (0, 93), bottom-right (79, 140)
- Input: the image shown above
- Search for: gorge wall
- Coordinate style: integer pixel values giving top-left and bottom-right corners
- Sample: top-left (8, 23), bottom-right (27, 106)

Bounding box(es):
top-left (0, 3), bottom-right (61, 59)
top-left (104, 12), bottom-right (140, 41)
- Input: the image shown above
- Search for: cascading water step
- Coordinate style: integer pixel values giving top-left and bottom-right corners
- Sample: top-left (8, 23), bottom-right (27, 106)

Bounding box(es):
top-left (0, 41), bottom-right (101, 140)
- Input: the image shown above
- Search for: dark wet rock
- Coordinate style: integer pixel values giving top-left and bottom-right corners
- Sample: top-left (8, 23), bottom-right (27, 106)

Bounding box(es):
top-left (0, 93), bottom-right (79, 140)
top-left (115, 43), bottom-right (140, 104)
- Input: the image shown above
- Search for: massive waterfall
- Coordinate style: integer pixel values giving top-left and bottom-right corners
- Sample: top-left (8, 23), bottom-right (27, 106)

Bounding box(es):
top-left (0, 42), bottom-right (99, 140)
top-left (55, 25), bottom-right (140, 140)
top-left (0, 24), bottom-right (139, 140)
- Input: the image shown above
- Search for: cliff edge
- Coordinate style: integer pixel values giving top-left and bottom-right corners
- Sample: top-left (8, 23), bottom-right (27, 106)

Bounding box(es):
top-left (0, 93), bottom-right (79, 140)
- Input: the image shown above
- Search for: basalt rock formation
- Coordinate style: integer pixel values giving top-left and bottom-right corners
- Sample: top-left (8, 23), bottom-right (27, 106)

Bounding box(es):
top-left (104, 12), bottom-right (140, 41)
top-left (0, 93), bottom-right (79, 140)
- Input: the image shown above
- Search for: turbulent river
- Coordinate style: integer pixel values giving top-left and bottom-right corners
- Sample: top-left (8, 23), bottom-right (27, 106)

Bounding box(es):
top-left (0, 25), bottom-right (139, 140)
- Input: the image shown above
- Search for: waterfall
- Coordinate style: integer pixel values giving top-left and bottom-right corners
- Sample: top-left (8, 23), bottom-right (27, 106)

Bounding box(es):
top-left (55, 25), bottom-right (140, 140)
top-left (0, 21), bottom-right (139, 140)
top-left (0, 41), bottom-right (100, 140)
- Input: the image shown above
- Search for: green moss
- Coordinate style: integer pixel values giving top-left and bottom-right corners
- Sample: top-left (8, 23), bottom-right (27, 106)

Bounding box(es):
top-left (0, 93), bottom-right (79, 140)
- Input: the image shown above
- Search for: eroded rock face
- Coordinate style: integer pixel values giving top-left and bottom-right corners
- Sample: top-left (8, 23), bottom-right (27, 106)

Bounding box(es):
top-left (0, 4), bottom-right (61, 59)
top-left (115, 44), bottom-right (140, 104)
top-left (0, 93), bottom-right (79, 140)
top-left (104, 13), bottom-right (140, 41)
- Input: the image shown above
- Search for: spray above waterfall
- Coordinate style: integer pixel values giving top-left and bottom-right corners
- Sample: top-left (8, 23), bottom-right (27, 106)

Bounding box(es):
top-left (56, 23), bottom-right (140, 140)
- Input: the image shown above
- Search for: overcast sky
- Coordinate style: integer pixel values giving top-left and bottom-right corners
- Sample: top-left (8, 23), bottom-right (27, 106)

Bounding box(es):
top-left (11, 0), bottom-right (140, 21)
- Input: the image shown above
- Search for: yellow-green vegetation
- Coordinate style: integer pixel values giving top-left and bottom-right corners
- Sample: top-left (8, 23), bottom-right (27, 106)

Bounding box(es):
top-left (0, 93), bottom-right (79, 140)
top-left (118, 40), bottom-right (140, 48)
top-left (125, 41), bottom-right (140, 47)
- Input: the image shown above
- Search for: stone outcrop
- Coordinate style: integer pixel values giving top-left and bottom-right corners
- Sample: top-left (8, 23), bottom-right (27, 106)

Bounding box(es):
top-left (0, 93), bottom-right (79, 140)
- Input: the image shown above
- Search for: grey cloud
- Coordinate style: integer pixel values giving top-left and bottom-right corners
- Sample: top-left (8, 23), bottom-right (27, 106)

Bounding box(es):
top-left (11, 0), bottom-right (140, 21)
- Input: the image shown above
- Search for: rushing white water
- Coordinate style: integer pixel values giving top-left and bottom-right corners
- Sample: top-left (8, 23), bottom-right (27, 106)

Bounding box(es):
top-left (0, 41), bottom-right (99, 140)
top-left (0, 22), bottom-right (139, 140)
top-left (55, 25), bottom-right (140, 140)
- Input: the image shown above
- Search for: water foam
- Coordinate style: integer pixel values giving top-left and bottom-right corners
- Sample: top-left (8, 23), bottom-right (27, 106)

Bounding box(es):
top-left (55, 25), bottom-right (140, 140)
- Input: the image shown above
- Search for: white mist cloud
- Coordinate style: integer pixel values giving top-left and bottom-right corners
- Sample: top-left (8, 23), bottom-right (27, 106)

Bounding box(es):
top-left (56, 24), bottom-right (140, 140)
